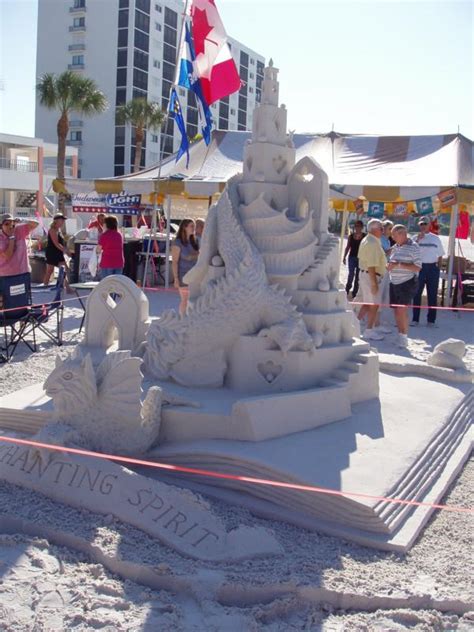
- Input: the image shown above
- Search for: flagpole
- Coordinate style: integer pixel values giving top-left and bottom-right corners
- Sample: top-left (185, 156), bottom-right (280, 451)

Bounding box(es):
top-left (143, 0), bottom-right (191, 288)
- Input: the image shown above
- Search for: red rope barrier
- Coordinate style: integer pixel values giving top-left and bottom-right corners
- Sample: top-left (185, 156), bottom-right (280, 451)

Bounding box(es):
top-left (0, 435), bottom-right (471, 515)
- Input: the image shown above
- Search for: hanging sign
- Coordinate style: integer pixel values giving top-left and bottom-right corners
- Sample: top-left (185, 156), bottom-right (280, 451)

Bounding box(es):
top-left (415, 197), bottom-right (434, 215)
top-left (106, 192), bottom-right (142, 215)
top-left (393, 202), bottom-right (408, 217)
top-left (367, 201), bottom-right (385, 218)
top-left (437, 189), bottom-right (457, 209)
top-left (72, 192), bottom-right (108, 214)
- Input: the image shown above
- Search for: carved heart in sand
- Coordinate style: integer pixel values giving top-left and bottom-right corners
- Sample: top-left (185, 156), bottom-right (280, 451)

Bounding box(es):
top-left (273, 156), bottom-right (287, 174)
top-left (257, 360), bottom-right (283, 384)
top-left (103, 290), bottom-right (124, 309)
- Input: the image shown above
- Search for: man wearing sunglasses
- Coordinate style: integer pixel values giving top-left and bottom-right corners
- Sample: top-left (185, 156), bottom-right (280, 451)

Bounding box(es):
top-left (0, 213), bottom-right (39, 291)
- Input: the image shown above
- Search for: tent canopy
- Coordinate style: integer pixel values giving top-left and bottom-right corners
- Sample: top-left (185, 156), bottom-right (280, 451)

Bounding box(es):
top-left (55, 131), bottom-right (474, 203)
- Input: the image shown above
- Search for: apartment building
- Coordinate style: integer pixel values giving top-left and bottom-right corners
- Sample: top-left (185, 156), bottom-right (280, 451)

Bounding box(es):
top-left (35, 0), bottom-right (265, 178)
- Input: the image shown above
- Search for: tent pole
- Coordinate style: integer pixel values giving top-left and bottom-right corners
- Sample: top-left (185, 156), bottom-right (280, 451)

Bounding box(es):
top-left (164, 195), bottom-right (172, 288)
top-left (339, 201), bottom-right (348, 262)
top-left (446, 203), bottom-right (458, 302)
top-left (143, 197), bottom-right (157, 287)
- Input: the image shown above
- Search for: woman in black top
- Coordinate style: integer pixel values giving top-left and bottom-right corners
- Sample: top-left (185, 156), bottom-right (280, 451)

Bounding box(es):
top-left (343, 220), bottom-right (366, 298)
top-left (43, 213), bottom-right (68, 287)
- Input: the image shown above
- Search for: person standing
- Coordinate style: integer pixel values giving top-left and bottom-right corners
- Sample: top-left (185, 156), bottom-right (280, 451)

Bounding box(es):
top-left (412, 217), bottom-right (444, 327)
top-left (43, 213), bottom-right (69, 287)
top-left (356, 219), bottom-right (387, 341)
top-left (172, 219), bottom-right (199, 316)
top-left (96, 216), bottom-right (125, 279)
top-left (0, 213), bottom-right (39, 290)
top-left (387, 225), bottom-right (421, 348)
top-left (87, 213), bottom-right (106, 235)
top-left (194, 218), bottom-right (205, 248)
top-left (342, 220), bottom-right (365, 298)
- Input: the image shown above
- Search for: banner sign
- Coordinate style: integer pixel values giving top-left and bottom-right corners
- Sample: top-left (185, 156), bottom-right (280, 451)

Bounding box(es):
top-left (367, 201), bottom-right (385, 218)
top-left (106, 192), bottom-right (141, 215)
top-left (437, 188), bottom-right (457, 209)
top-left (416, 197), bottom-right (434, 215)
top-left (72, 191), bottom-right (142, 215)
top-left (393, 202), bottom-right (408, 217)
top-left (78, 243), bottom-right (96, 282)
top-left (72, 192), bottom-right (107, 214)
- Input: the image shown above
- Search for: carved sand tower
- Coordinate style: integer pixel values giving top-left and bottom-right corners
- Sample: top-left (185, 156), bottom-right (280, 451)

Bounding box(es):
top-left (143, 60), bottom-right (379, 439)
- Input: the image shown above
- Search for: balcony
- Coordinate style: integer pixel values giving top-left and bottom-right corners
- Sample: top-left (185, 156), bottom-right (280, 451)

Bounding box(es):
top-left (68, 63), bottom-right (85, 70)
top-left (68, 43), bottom-right (85, 51)
top-left (0, 157), bottom-right (38, 172)
top-left (69, 6), bottom-right (87, 12)
top-left (69, 120), bottom-right (83, 127)
top-left (69, 25), bottom-right (86, 32)
top-left (67, 139), bottom-right (83, 146)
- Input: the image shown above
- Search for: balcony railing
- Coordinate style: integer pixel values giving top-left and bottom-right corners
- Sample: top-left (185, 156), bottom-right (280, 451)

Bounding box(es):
top-left (68, 43), bottom-right (85, 51)
top-left (69, 6), bottom-right (87, 12)
top-left (68, 63), bottom-right (85, 70)
top-left (69, 120), bottom-right (83, 127)
top-left (69, 25), bottom-right (86, 32)
top-left (44, 165), bottom-right (74, 176)
top-left (0, 157), bottom-right (38, 172)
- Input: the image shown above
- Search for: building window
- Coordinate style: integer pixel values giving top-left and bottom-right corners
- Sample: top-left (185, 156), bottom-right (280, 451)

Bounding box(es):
top-left (116, 88), bottom-right (126, 105)
top-left (250, 58), bottom-right (255, 65)
top-left (151, 134), bottom-right (159, 142)
top-left (155, 22), bottom-right (162, 31)
top-left (155, 4), bottom-right (162, 12)
top-left (134, 49), bottom-right (149, 71)
top-left (115, 127), bottom-right (126, 144)
top-left (218, 118), bottom-right (228, 130)
top-left (230, 108), bottom-right (236, 115)
top-left (164, 7), bottom-right (177, 29)
top-left (187, 108), bottom-right (198, 125)
top-left (240, 51), bottom-right (249, 67)
top-left (136, 0), bottom-right (150, 13)
top-left (115, 147), bottom-right (125, 164)
top-left (153, 59), bottom-right (160, 69)
top-left (249, 86), bottom-right (254, 93)
top-left (133, 88), bottom-right (147, 100)
top-left (249, 72), bottom-right (254, 79)
top-left (219, 102), bottom-right (229, 118)
top-left (118, 9), bottom-right (128, 27)
top-left (119, 0), bottom-right (128, 7)
top-left (117, 48), bottom-right (127, 66)
top-left (118, 28), bottom-right (128, 47)
top-left (163, 24), bottom-right (176, 46)
top-left (133, 68), bottom-right (148, 91)
top-left (72, 54), bottom-right (84, 65)
top-left (73, 16), bottom-right (85, 27)
top-left (116, 68), bottom-right (127, 86)
top-left (70, 131), bottom-right (82, 141)
top-left (135, 9), bottom-right (150, 33)
top-left (134, 29), bottom-right (149, 52)
top-left (178, 87), bottom-right (185, 97)
top-left (163, 43), bottom-right (176, 64)
top-left (238, 110), bottom-right (246, 126)
top-left (74, 0), bottom-right (86, 8)
top-left (115, 165), bottom-right (125, 176)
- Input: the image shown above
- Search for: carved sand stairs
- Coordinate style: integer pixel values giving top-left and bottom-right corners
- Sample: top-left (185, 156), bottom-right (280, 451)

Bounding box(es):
top-left (372, 388), bottom-right (473, 532)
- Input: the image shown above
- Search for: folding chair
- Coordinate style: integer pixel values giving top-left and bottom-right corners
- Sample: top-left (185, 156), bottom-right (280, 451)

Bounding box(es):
top-left (29, 266), bottom-right (65, 347)
top-left (0, 272), bottom-right (36, 363)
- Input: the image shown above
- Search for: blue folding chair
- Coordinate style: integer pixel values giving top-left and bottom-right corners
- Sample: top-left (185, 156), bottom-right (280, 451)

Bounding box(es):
top-left (0, 272), bottom-right (36, 362)
top-left (29, 266), bottom-right (65, 347)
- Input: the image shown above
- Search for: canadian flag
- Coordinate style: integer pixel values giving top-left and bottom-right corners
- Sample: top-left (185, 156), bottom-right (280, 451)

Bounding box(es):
top-left (190, 0), bottom-right (241, 104)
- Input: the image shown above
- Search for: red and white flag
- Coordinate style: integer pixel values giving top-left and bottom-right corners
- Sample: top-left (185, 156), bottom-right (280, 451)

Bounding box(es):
top-left (190, 0), bottom-right (241, 104)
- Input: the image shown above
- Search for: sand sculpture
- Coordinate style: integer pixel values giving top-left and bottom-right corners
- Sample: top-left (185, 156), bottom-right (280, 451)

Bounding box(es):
top-left (0, 62), bottom-right (472, 555)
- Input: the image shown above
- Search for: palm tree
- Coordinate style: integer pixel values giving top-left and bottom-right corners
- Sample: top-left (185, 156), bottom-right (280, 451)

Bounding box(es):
top-left (116, 98), bottom-right (165, 173)
top-left (37, 71), bottom-right (107, 209)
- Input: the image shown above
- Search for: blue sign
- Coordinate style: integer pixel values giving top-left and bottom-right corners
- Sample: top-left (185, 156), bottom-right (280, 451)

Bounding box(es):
top-left (106, 192), bottom-right (142, 214)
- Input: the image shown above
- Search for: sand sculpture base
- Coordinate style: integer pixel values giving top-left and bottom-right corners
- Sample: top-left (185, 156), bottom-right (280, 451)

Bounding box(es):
top-left (0, 373), bottom-right (471, 552)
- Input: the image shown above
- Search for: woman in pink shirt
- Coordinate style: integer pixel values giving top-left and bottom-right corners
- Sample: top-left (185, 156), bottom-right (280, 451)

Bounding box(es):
top-left (96, 216), bottom-right (124, 279)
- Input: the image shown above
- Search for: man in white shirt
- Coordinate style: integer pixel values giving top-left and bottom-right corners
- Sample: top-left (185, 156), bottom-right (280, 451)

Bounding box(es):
top-left (412, 217), bottom-right (445, 327)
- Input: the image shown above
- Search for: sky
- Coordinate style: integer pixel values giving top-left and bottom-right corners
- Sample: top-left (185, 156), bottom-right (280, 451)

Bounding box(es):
top-left (0, 0), bottom-right (472, 139)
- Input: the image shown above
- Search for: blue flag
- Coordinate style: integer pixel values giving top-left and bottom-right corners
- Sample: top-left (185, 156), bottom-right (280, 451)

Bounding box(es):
top-left (169, 88), bottom-right (189, 168)
top-left (177, 23), bottom-right (213, 145)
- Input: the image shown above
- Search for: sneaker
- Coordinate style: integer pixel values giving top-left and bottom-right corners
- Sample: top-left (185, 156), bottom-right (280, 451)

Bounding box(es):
top-left (375, 325), bottom-right (392, 334)
top-left (427, 322), bottom-right (438, 328)
top-left (410, 321), bottom-right (419, 327)
top-left (364, 328), bottom-right (384, 341)
top-left (397, 334), bottom-right (408, 348)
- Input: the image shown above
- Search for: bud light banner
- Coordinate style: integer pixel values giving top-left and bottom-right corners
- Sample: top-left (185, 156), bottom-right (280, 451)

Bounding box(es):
top-left (106, 192), bottom-right (142, 215)
top-left (72, 191), bottom-right (142, 215)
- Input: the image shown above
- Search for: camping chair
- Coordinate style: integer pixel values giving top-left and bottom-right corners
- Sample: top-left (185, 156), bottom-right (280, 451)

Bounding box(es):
top-left (29, 266), bottom-right (66, 347)
top-left (0, 272), bottom-right (36, 362)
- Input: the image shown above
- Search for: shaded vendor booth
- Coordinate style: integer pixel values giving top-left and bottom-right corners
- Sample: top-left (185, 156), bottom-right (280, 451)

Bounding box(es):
top-left (54, 130), bottom-right (474, 290)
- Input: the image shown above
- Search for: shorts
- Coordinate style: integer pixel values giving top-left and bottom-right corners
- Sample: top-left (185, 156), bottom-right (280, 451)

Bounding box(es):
top-left (390, 277), bottom-right (418, 306)
top-left (356, 271), bottom-right (383, 304)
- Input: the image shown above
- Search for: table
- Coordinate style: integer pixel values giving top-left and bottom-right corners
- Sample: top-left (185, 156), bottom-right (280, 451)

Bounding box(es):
top-left (69, 281), bottom-right (99, 333)
top-left (72, 240), bottom-right (141, 283)
top-left (136, 252), bottom-right (173, 286)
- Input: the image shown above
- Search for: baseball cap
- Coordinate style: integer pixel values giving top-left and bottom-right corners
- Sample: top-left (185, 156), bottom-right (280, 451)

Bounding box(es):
top-left (53, 213), bottom-right (66, 220)
top-left (1, 213), bottom-right (15, 225)
top-left (418, 218), bottom-right (429, 225)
